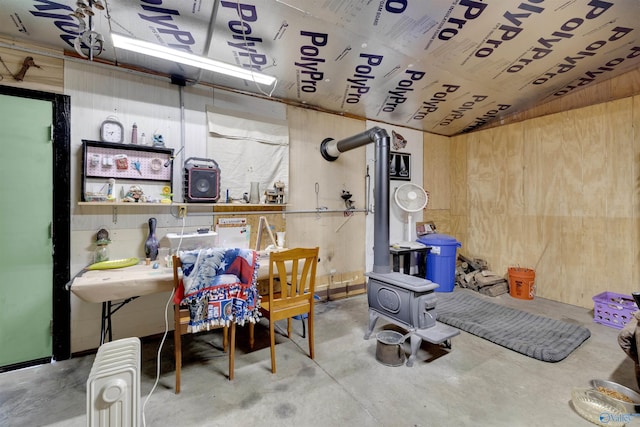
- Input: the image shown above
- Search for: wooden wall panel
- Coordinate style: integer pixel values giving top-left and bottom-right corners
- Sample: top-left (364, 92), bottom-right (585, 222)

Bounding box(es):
top-left (448, 132), bottom-right (469, 244)
top-left (423, 133), bottom-right (450, 210)
top-left (559, 217), bottom-right (587, 305)
top-left (455, 95), bottom-right (639, 308)
top-left (0, 37), bottom-right (63, 93)
top-left (450, 133), bottom-right (468, 217)
top-left (525, 112), bottom-right (571, 217)
top-left (482, 68), bottom-right (640, 131)
top-left (468, 127), bottom-right (508, 215)
top-left (602, 99), bottom-right (635, 218)
top-left (528, 216), bottom-right (558, 296)
top-left (633, 96), bottom-right (640, 290)
top-left (286, 105), bottom-right (366, 282)
top-left (422, 210), bottom-right (452, 235)
top-left (448, 214), bottom-right (468, 247)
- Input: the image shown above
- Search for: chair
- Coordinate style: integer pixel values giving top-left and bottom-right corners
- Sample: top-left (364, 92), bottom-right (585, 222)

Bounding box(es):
top-left (260, 247), bottom-right (319, 374)
top-left (172, 253), bottom-right (256, 393)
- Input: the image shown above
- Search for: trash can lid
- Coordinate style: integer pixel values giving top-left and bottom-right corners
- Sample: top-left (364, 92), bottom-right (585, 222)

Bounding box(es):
top-left (417, 233), bottom-right (461, 246)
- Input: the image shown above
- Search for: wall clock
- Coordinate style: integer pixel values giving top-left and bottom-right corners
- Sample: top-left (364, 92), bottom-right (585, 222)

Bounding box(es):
top-left (100, 116), bottom-right (124, 143)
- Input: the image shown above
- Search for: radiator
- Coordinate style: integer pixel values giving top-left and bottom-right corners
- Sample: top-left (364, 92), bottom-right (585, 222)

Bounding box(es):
top-left (87, 337), bottom-right (141, 427)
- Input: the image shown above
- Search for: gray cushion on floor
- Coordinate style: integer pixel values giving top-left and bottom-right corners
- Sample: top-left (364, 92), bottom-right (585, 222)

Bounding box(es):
top-left (436, 291), bottom-right (591, 362)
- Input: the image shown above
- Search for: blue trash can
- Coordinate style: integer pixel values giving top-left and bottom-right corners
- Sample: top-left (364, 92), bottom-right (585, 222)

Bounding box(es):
top-left (417, 234), bottom-right (461, 292)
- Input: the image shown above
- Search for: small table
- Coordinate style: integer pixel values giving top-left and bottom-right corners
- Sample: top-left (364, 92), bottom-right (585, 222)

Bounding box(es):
top-left (69, 264), bottom-right (174, 345)
top-left (389, 246), bottom-right (430, 278)
top-left (68, 254), bottom-right (285, 345)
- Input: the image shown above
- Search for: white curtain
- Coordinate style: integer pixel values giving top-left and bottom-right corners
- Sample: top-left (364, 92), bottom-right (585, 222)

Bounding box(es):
top-left (206, 105), bottom-right (289, 203)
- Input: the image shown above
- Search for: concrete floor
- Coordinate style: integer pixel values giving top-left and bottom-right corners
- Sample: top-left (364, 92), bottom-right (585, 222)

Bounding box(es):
top-left (1, 288), bottom-right (639, 427)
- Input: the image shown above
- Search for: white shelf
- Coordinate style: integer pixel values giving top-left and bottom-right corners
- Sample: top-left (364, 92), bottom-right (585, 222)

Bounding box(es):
top-left (78, 202), bottom-right (285, 209)
top-left (78, 202), bottom-right (171, 207)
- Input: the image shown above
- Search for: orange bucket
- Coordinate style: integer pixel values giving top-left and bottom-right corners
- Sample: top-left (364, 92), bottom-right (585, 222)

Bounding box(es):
top-left (508, 267), bottom-right (535, 300)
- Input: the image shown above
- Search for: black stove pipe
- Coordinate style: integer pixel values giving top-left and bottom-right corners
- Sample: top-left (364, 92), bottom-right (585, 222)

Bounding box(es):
top-left (320, 126), bottom-right (391, 274)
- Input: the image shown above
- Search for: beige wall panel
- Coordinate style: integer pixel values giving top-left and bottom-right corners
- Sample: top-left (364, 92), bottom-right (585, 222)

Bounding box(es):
top-left (448, 134), bottom-right (469, 248)
top-left (478, 216), bottom-right (541, 273)
top-left (552, 217), bottom-right (635, 307)
top-left (286, 105), bottom-right (366, 278)
top-left (480, 122), bottom-right (526, 218)
top-left (482, 68), bottom-right (640, 131)
top-left (557, 217), bottom-right (587, 305)
top-left (610, 70), bottom-right (640, 99)
top-left (466, 212), bottom-right (507, 269)
top-left (505, 215), bottom-right (543, 271)
top-left (423, 133), bottom-right (450, 210)
top-left (599, 218), bottom-right (635, 290)
top-left (467, 126), bottom-right (511, 216)
top-left (602, 99), bottom-right (634, 218)
top-left (530, 216), bottom-right (562, 301)
top-left (557, 86), bottom-right (601, 119)
top-left (423, 131), bottom-right (466, 242)
top-left (422, 210), bottom-right (451, 235)
top-left (634, 96), bottom-right (640, 288)
top-left (0, 38), bottom-right (63, 93)
top-left (524, 112), bottom-right (573, 217)
top-left (504, 123), bottom-right (525, 216)
top-left (573, 102), bottom-right (611, 218)
top-left (458, 95), bottom-right (638, 308)
top-left (449, 214), bottom-right (468, 248)
top-left (450, 134), bottom-right (468, 217)
top-left (635, 216), bottom-right (640, 291)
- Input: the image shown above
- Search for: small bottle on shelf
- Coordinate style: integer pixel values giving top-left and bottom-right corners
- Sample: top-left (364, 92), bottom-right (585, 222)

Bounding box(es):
top-left (94, 244), bottom-right (109, 263)
top-left (94, 228), bottom-right (110, 262)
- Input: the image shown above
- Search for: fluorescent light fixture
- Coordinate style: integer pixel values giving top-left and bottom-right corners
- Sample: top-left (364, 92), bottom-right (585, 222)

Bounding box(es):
top-left (111, 33), bottom-right (276, 86)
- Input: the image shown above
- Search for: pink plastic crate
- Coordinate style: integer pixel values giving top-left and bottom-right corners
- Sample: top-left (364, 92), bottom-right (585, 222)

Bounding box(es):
top-left (593, 291), bottom-right (638, 329)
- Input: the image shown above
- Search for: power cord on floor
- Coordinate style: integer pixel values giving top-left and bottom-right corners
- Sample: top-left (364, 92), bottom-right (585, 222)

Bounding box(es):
top-left (142, 216), bottom-right (186, 426)
top-left (141, 287), bottom-right (174, 427)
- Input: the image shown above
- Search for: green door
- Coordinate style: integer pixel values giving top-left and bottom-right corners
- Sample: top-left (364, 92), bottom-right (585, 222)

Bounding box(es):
top-left (0, 94), bottom-right (53, 366)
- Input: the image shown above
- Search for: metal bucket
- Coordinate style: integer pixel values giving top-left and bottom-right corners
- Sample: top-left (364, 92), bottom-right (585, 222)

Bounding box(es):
top-left (375, 330), bottom-right (406, 366)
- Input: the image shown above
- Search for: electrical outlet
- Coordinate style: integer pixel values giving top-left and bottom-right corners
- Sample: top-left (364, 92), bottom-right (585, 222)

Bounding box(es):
top-left (178, 205), bottom-right (187, 218)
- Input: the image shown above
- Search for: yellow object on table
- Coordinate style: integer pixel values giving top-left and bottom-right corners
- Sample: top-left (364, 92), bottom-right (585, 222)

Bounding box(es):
top-left (87, 257), bottom-right (139, 270)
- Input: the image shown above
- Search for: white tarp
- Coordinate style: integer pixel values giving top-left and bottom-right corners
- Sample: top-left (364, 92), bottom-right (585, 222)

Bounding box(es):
top-left (206, 105), bottom-right (289, 203)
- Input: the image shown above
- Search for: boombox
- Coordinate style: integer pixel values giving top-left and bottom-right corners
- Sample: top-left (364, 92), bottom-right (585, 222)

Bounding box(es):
top-left (183, 157), bottom-right (220, 202)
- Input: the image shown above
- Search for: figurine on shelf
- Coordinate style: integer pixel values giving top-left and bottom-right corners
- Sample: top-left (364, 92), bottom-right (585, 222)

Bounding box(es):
top-left (94, 228), bottom-right (111, 262)
top-left (123, 185), bottom-right (145, 202)
top-left (152, 133), bottom-right (164, 147)
top-left (160, 186), bottom-right (172, 204)
top-left (145, 217), bottom-right (159, 261)
top-left (106, 178), bottom-right (116, 201)
top-left (264, 180), bottom-right (285, 204)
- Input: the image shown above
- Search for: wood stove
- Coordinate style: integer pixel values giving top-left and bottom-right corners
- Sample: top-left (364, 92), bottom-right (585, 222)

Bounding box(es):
top-left (364, 271), bottom-right (459, 366)
top-left (321, 127), bottom-right (459, 366)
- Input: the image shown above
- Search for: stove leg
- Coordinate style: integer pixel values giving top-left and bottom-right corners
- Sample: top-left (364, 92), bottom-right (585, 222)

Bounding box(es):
top-left (407, 334), bottom-right (423, 367)
top-left (364, 309), bottom-right (379, 339)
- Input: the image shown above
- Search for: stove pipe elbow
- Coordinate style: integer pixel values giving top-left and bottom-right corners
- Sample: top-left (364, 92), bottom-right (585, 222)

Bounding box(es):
top-left (320, 126), bottom-right (388, 161)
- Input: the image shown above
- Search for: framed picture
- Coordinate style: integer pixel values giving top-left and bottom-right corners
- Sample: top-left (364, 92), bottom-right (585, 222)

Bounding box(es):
top-left (390, 151), bottom-right (411, 181)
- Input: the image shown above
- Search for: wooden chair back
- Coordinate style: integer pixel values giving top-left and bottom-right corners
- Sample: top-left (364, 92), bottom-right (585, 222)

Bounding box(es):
top-left (268, 247), bottom-right (319, 314)
top-left (261, 247), bottom-right (319, 373)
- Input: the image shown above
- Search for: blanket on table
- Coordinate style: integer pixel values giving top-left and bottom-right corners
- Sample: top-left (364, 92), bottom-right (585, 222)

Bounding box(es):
top-left (174, 248), bottom-right (261, 333)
